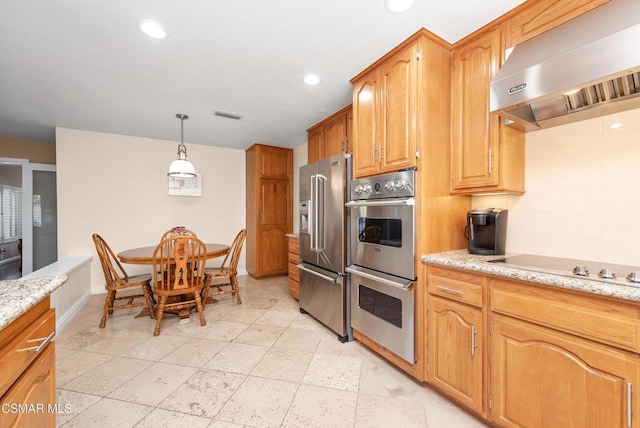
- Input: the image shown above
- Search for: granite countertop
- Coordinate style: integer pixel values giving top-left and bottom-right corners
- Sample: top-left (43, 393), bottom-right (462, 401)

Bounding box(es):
top-left (422, 250), bottom-right (640, 303)
top-left (286, 233), bottom-right (300, 239)
top-left (0, 275), bottom-right (68, 330)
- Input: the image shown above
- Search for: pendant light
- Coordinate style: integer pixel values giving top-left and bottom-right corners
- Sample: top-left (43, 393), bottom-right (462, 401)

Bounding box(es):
top-left (167, 113), bottom-right (196, 177)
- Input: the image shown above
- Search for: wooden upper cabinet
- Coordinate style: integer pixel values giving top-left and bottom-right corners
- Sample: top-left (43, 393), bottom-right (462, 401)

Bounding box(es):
top-left (505, 0), bottom-right (610, 48)
top-left (352, 69), bottom-right (379, 177)
top-left (306, 105), bottom-right (352, 164)
top-left (307, 126), bottom-right (323, 164)
top-left (351, 38), bottom-right (418, 178)
top-left (451, 25), bottom-right (524, 194)
top-left (323, 112), bottom-right (348, 158)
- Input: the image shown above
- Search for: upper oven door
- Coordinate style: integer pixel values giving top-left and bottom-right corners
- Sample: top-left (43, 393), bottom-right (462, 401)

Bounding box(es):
top-left (346, 198), bottom-right (415, 280)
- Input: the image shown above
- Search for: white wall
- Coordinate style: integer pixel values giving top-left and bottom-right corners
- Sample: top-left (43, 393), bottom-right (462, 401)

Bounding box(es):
top-left (473, 108), bottom-right (640, 266)
top-left (292, 143), bottom-right (308, 233)
top-left (56, 128), bottom-right (246, 294)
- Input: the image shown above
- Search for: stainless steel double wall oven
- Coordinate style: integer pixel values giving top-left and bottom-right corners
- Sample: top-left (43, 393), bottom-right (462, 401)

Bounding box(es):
top-left (346, 169), bottom-right (416, 364)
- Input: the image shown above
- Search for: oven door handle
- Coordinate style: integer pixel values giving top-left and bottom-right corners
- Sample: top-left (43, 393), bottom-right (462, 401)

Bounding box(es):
top-left (298, 264), bottom-right (339, 283)
top-left (346, 266), bottom-right (414, 291)
top-left (345, 198), bottom-right (415, 208)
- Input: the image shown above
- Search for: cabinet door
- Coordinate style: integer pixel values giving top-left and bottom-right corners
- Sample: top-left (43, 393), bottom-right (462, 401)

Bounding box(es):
top-left (451, 27), bottom-right (502, 190)
top-left (352, 69), bottom-right (379, 178)
top-left (259, 179), bottom-right (290, 276)
top-left (428, 296), bottom-right (483, 415)
top-left (259, 146), bottom-right (292, 179)
top-left (307, 127), bottom-right (323, 164)
top-left (491, 314), bottom-right (639, 428)
top-left (379, 42), bottom-right (417, 174)
top-left (0, 344), bottom-right (56, 428)
top-left (323, 113), bottom-right (347, 159)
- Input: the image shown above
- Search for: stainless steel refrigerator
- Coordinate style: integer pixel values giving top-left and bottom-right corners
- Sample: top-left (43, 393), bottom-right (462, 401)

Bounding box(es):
top-left (298, 153), bottom-right (352, 342)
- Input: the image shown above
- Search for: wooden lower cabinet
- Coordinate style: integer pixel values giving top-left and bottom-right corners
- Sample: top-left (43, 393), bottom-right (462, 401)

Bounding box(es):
top-left (287, 236), bottom-right (300, 300)
top-left (490, 314), bottom-right (639, 428)
top-left (0, 344), bottom-right (56, 428)
top-left (425, 264), bottom-right (640, 427)
top-left (428, 296), bottom-right (484, 415)
top-left (0, 297), bottom-right (56, 428)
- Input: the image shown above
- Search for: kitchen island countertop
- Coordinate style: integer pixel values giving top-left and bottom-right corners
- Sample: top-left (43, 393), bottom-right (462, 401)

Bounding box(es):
top-left (422, 250), bottom-right (640, 303)
top-left (0, 275), bottom-right (68, 330)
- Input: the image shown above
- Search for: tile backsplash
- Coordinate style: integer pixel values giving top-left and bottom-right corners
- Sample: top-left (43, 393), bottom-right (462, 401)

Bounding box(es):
top-left (472, 108), bottom-right (640, 266)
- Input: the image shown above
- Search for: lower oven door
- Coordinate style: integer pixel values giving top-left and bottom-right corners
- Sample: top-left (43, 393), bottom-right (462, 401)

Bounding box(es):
top-left (346, 265), bottom-right (415, 364)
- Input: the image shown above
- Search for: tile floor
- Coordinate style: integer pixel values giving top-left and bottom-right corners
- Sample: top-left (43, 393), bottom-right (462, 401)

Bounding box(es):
top-left (55, 275), bottom-right (487, 427)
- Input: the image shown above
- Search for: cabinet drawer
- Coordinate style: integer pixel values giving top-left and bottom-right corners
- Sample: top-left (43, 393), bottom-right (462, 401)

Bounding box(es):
top-left (288, 278), bottom-right (299, 300)
top-left (490, 277), bottom-right (640, 353)
top-left (288, 251), bottom-right (300, 264)
top-left (288, 238), bottom-right (299, 255)
top-left (427, 266), bottom-right (486, 308)
top-left (0, 308), bottom-right (55, 398)
top-left (288, 262), bottom-right (300, 282)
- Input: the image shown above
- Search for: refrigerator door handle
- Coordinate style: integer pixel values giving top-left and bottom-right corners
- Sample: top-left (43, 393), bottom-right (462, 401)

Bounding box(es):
top-left (316, 174), bottom-right (327, 251)
top-left (298, 263), bottom-right (339, 283)
top-left (309, 174), bottom-right (316, 251)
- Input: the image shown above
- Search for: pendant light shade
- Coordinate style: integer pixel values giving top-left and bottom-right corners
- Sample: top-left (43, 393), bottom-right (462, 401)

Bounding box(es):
top-left (167, 113), bottom-right (197, 178)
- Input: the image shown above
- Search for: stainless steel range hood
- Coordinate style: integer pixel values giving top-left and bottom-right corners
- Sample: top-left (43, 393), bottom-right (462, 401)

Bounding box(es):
top-left (490, 0), bottom-right (640, 131)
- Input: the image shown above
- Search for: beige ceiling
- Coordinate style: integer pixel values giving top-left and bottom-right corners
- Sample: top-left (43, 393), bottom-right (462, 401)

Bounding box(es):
top-left (0, 0), bottom-right (524, 150)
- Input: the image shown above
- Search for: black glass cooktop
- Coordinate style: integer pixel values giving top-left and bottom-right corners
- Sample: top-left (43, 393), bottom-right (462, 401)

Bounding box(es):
top-left (487, 254), bottom-right (640, 286)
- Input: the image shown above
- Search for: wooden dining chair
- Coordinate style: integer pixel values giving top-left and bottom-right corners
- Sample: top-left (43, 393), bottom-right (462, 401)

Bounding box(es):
top-left (203, 229), bottom-right (246, 305)
top-left (92, 233), bottom-right (155, 328)
top-left (152, 235), bottom-right (207, 336)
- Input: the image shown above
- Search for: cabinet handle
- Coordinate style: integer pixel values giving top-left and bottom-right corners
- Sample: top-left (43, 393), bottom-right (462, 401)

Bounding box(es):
top-left (18, 331), bottom-right (55, 353)
top-left (488, 147), bottom-right (493, 174)
top-left (379, 143), bottom-right (384, 163)
top-left (627, 382), bottom-right (633, 427)
top-left (436, 285), bottom-right (462, 295)
top-left (471, 325), bottom-right (477, 356)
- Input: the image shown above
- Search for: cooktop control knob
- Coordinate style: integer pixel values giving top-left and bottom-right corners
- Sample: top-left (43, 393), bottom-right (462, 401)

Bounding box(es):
top-left (395, 179), bottom-right (407, 190)
top-left (385, 180), bottom-right (395, 192)
top-left (598, 268), bottom-right (616, 279)
top-left (627, 272), bottom-right (640, 283)
top-left (353, 185), bottom-right (362, 194)
top-left (572, 266), bottom-right (589, 276)
top-left (362, 183), bottom-right (372, 193)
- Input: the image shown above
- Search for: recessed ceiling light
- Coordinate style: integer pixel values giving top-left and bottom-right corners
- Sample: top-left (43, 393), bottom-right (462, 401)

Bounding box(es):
top-left (304, 74), bottom-right (320, 86)
top-left (384, 0), bottom-right (415, 13)
top-left (137, 19), bottom-right (167, 39)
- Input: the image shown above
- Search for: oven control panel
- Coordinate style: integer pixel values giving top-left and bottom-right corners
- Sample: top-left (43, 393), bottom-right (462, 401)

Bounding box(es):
top-left (350, 169), bottom-right (415, 200)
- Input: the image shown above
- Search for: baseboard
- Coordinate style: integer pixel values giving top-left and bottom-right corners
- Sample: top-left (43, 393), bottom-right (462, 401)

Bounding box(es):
top-left (56, 289), bottom-right (92, 333)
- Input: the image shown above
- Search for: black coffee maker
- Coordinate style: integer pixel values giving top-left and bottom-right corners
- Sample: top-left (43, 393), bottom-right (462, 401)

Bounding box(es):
top-left (465, 208), bottom-right (508, 255)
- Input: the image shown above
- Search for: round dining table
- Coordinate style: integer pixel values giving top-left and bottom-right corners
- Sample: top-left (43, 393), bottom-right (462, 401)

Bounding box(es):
top-left (117, 242), bottom-right (230, 321)
top-left (117, 243), bottom-right (229, 265)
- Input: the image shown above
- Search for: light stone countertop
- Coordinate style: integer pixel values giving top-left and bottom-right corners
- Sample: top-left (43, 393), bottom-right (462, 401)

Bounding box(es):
top-left (0, 275), bottom-right (68, 330)
top-left (286, 233), bottom-right (300, 239)
top-left (422, 249), bottom-right (640, 303)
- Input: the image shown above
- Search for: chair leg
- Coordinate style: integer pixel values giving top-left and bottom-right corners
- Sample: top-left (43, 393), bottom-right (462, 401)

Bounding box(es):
top-left (99, 290), bottom-right (115, 328)
top-left (142, 285), bottom-right (156, 319)
top-left (202, 277), bottom-right (209, 306)
top-left (153, 296), bottom-right (168, 336)
top-left (232, 276), bottom-right (242, 305)
top-left (194, 291), bottom-right (206, 327)
top-left (108, 290), bottom-right (116, 314)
